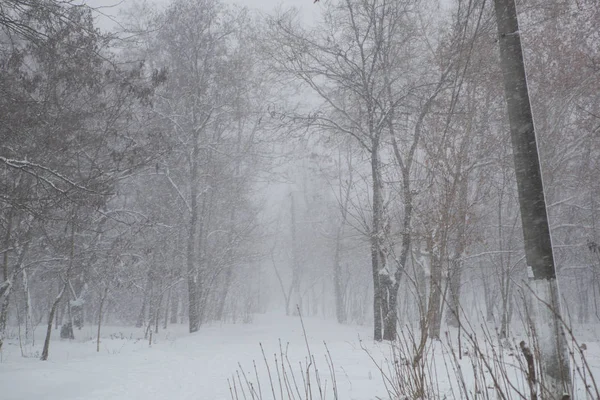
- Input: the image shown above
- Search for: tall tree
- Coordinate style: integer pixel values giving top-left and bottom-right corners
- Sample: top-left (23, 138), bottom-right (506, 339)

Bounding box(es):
top-left (136, 0), bottom-right (267, 332)
top-left (266, 0), bottom-right (447, 341)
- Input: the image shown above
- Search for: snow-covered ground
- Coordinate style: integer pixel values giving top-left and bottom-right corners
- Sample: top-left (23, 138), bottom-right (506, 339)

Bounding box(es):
top-left (2, 314), bottom-right (600, 400)
top-left (0, 314), bottom-right (387, 400)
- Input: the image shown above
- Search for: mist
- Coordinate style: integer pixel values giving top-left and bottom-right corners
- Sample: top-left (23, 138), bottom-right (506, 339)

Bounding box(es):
top-left (1, 0), bottom-right (599, 399)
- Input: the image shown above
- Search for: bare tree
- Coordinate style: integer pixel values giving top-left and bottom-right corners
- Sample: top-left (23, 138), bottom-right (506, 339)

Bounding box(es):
top-left (265, 0), bottom-right (445, 341)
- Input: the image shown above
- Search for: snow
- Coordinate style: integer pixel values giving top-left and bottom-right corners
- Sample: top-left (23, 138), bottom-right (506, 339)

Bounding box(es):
top-left (0, 314), bottom-right (387, 400)
top-left (2, 314), bottom-right (599, 399)
top-left (69, 298), bottom-right (85, 307)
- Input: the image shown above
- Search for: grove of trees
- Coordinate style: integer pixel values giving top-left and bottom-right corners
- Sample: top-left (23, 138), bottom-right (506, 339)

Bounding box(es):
top-left (1, 1), bottom-right (598, 394)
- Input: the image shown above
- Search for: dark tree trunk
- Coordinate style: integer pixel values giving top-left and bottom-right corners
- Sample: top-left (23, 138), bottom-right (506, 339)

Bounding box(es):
top-left (22, 270), bottom-right (32, 343)
top-left (446, 177), bottom-right (469, 328)
top-left (0, 212), bottom-right (13, 336)
top-left (170, 284), bottom-right (179, 324)
top-left (493, 0), bottom-right (572, 396)
top-left (96, 287), bottom-right (108, 353)
top-left (370, 144), bottom-right (383, 341)
top-left (382, 283), bottom-right (399, 341)
top-left (41, 283), bottom-right (67, 361)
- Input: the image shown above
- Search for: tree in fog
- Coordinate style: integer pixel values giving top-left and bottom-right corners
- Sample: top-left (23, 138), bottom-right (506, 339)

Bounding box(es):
top-left (0, 0), bottom-right (162, 355)
top-left (265, 0), bottom-right (449, 341)
top-left (135, 0), bottom-right (268, 332)
top-left (265, 0), bottom-right (493, 341)
top-left (0, 2), bottom-right (598, 388)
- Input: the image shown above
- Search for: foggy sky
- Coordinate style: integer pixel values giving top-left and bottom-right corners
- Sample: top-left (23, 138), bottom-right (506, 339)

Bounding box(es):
top-left (86, 0), bottom-right (319, 31)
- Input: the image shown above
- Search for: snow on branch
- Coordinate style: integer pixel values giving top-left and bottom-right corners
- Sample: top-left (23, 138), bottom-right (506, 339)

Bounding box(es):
top-left (0, 156), bottom-right (105, 196)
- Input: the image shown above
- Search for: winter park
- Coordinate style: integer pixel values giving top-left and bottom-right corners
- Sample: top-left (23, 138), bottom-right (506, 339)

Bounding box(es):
top-left (1, 0), bottom-right (599, 399)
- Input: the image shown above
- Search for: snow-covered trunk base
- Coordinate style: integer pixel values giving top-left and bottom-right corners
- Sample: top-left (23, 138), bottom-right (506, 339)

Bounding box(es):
top-left (528, 277), bottom-right (572, 399)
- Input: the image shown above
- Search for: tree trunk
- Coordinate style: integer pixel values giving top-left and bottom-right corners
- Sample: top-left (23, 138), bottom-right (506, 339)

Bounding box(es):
top-left (22, 270), bottom-right (33, 344)
top-left (333, 145), bottom-right (352, 324)
top-left (382, 282), bottom-right (399, 340)
top-left (137, 272), bottom-right (152, 329)
top-left (416, 250), bottom-right (429, 331)
top-left (163, 286), bottom-right (171, 329)
top-left (154, 293), bottom-right (162, 334)
top-left (0, 212), bottom-right (13, 337)
top-left (170, 284), bottom-right (179, 324)
top-left (500, 273), bottom-right (512, 338)
top-left (0, 288), bottom-right (10, 340)
top-left (427, 254), bottom-right (443, 340)
top-left (483, 275), bottom-right (496, 323)
top-left (370, 144), bottom-right (383, 341)
top-left (1, 229), bottom-right (31, 349)
top-left (289, 192), bottom-right (302, 316)
top-left (385, 72), bottom-right (440, 340)
top-left (333, 230), bottom-right (346, 323)
top-left (56, 300), bottom-right (63, 330)
top-left (216, 209), bottom-right (236, 321)
top-left (382, 143), bottom-right (413, 340)
top-left (136, 293), bottom-right (146, 328)
top-left (187, 131), bottom-right (201, 333)
top-left (216, 117), bottom-right (243, 321)
top-left (96, 287), bottom-right (108, 353)
top-left (446, 177), bottom-right (469, 328)
top-left (446, 257), bottom-right (462, 328)
top-left (41, 283), bottom-right (67, 361)
top-left (493, 0), bottom-right (572, 397)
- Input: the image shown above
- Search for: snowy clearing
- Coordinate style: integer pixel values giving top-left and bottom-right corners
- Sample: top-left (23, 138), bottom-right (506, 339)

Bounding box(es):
top-left (2, 314), bottom-right (600, 400)
top-left (1, 314), bottom-right (386, 400)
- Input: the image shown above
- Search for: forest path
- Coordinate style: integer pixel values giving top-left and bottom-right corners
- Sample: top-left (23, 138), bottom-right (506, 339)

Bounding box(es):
top-left (5, 315), bottom-right (600, 399)
top-left (1, 313), bottom-right (383, 400)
